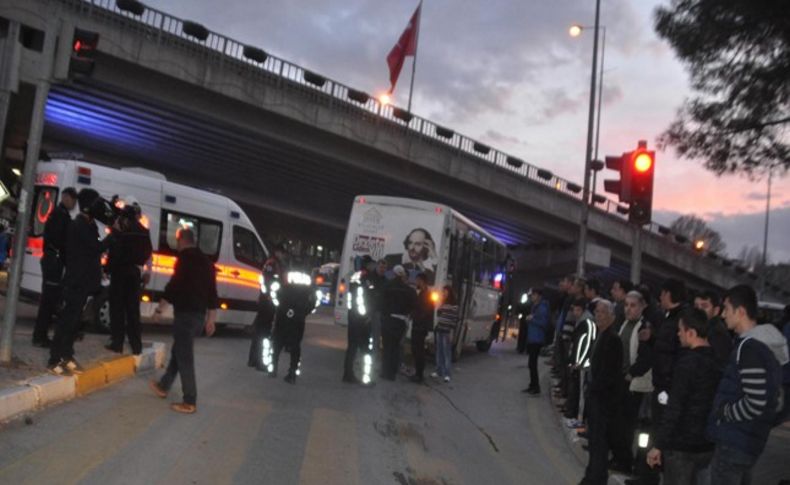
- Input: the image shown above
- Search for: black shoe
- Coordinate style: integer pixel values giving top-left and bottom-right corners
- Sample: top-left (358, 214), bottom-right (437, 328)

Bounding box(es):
top-left (526, 388), bottom-right (541, 396)
top-left (284, 372), bottom-right (296, 384)
top-left (104, 344), bottom-right (123, 353)
top-left (410, 375), bottom-right (424, 384)
top-left (32, 339), bottom-right (52, 348)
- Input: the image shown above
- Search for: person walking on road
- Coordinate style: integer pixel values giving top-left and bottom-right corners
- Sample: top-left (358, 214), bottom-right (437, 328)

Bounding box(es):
top-left (150, 228), bottom-right (218, 414)
top-left (579, 299), bottom-right (624, 485)
top-left (707, 285), bottom-right (786, 484)
top-left (432, 285), bottom-right (458, 383)
top-left (522, 288), bottom-right (549, 395)
top-left (646, 308), bottom-right (722, 485)
top-left (380, 265), bottom-right (416, 381)
top-left (33, 187), bottom-right (77, 347)
top-left (410, 273), bottom-right (434, 383)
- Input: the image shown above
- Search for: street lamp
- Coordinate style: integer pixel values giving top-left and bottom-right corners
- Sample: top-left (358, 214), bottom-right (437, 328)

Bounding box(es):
top-left (694, 239), bottom-right (705, 251)
top-left (569, 23), bottom-right (607, 205)
top-left (571, 0), bottom-right (603, 278)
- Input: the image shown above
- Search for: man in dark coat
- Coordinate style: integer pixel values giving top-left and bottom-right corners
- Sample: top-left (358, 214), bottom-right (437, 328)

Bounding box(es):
top-left (48, 189), bottom-right (105, 375)
top-left (380, 265), bottom-right (417, 381)
top-left (579, 299), bottom-right (624, 485)
top-left (33, 187), bottom-right (77, 347)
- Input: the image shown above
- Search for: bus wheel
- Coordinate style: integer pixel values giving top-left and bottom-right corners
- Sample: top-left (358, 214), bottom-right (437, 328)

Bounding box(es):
top-left (476, 338), bottom-right (492, 352)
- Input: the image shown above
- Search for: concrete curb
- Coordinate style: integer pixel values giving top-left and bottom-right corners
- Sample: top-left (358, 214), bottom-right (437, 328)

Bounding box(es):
top-left (0, 341), bottom-right (166, 425)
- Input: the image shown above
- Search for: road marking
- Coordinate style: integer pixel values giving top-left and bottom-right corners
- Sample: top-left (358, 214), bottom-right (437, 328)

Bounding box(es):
top-left (526, 388), bottom-right (583, 485)
top-left (299, 408), bottom-right (360, 485)
top-left (0, 392), bottom-right (166, 484)
top-left (157, 398), bottom-right (271, 485)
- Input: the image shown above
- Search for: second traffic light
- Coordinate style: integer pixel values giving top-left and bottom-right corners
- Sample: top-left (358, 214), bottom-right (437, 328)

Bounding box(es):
top-left (54, 26), bottom-right (100, 80)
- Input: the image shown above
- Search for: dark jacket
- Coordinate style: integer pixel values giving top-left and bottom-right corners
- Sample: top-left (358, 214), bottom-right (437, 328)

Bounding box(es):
top-left (62, 214), bottom-right (103, 294)
top-left (589, 325), bottom-right (624, 409)
top-left (653, 304), bottom-right (685, 392)
top-left (412, 288), bottom-right (434, 333)
top-left (273, 283), bottom-right (316, 345)
top-left (162, 247), bottom-right (219, 314)
top-left (381, 278), bottom-right (417, 319)
top-left (368, 272), bottom-right (389, 313)
top-left (106, 220), bottom-right (152, 274)
top-left (655, 346), bottom-right (721, 453)
top-left (707, 316), bottom-right (733, 369)
top-left (708, 333), bottom-right (782, 457)
top-left (41, 203), bottom-right (72, 282)
top-left (528, 299), bottom-right (550, 344)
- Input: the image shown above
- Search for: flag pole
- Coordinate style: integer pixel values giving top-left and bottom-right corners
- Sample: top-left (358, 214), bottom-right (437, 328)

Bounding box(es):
top-left (407, 1), bottom-right (422, 113)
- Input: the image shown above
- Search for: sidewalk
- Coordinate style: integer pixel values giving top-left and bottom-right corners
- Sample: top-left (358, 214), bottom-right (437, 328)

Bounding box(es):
top-left (0, 291), bottom-right (166, 425)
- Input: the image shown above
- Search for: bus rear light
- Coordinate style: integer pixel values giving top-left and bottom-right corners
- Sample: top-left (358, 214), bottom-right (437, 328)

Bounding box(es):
top-left (141, 295), bottom-right (151, 303)
top-left (220, 302), bottom-right (229, 310)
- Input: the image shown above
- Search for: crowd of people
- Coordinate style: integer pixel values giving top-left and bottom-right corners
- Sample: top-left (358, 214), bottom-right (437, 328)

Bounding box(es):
top-left (522, 274), bottom-right (790, 485)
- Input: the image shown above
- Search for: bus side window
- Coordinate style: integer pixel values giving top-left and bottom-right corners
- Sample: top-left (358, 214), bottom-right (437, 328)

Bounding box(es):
top-left (159, 210), bottom-right (223, 262)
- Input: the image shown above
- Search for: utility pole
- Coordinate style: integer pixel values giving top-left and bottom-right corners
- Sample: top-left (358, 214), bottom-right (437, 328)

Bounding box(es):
top-left (0, 21), bottom-right (58, 363)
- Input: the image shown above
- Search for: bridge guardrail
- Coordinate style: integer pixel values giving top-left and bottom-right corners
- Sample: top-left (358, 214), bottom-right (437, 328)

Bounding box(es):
top-left (58, 0), bottom-right (786, 295)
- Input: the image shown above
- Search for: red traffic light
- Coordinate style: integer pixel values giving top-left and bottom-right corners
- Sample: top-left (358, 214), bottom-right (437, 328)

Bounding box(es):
top-left (634, 152), bottom-right (653, 173)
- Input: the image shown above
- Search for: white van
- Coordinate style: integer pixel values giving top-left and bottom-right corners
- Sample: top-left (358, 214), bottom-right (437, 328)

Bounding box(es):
top-left (21, 159), bottom-right (268, 329)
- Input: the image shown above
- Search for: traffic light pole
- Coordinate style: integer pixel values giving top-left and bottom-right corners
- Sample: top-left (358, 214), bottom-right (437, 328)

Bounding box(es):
top-left (0, 23), bottom-right (56, 363)
top-left (630, 224), bottom-right (642, 285)
top-left (575, 0), bottom-right (602, 277)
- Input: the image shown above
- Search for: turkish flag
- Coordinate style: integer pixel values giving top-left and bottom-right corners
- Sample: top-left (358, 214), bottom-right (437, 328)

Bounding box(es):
top-left (387, 3), bottom-right (421, 94)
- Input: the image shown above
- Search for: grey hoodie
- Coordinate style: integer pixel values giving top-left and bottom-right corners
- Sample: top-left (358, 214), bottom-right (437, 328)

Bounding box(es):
top-left (745, 324), bottom-right (790, 366)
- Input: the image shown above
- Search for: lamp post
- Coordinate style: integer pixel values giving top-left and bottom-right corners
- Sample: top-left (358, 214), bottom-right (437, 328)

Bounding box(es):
top-left (760, 167), bottom-right (773, 297)
top-left (572, 0), bottom-right (602, 278)
top-left (570, 24), bottom-right (607, 202)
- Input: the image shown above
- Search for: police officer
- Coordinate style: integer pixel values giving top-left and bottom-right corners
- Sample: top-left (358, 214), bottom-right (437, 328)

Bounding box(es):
top-left (380, 265), bottom-right (417, 381)
top-left (48, 189), bottom-right (107, 375)
top-left (33, 187), bottom-right (77, 347)
top-left (247, 256), bottom-right (280, 371)
top-left (343, 256), bottom-right (376, 384)
top-left (104, 205), bottom-right (152, 354)
top-left (270, 268), bottom-right (318, 384)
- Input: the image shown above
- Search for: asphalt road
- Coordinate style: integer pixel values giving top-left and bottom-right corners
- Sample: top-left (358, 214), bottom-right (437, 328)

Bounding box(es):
top-left (0, 313), bottom-right (585, 485)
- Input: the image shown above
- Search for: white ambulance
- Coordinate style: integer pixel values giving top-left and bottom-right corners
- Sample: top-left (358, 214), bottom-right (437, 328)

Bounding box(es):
top-left (21, 158), bottom-right (268, 330)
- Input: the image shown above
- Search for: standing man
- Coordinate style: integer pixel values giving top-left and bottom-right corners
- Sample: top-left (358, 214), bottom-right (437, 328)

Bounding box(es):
top-left (368, 259), bottom-right (389, 363)
top-left (149, 228), bottom-right (218, 414)
top-left (707, 285), bottom-right (784, 483)
top-left (410, 273), bottom-right (434, 383)
top-left (270, 268), bottom-right (317, 384)
top-left (522, 288), bottom-right (549, 395)
top-left (105, 206), bottom-right (152, 355)
top-left (248, 244), bottom-right (287, 370)
top-left (33, 187), bottom-right (77, 347)
top-left (380, 265), bottom-right (416, 381)
top-left (579, 300), bottom-right (624, 485)
top-left (48, 189), bottom-right (104, 375)
top-left (646, 308), bottom-right (721, 485)
top-left (693, 290), bottom-right (732, 368)
top-left (652, 279), bottom-right (687, 428)
top-left (611, 280), bottom-right (634, 330)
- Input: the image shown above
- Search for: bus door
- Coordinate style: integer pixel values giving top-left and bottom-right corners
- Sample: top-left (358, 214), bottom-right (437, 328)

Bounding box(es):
top-left (448, 231), bottom-right (475, 359)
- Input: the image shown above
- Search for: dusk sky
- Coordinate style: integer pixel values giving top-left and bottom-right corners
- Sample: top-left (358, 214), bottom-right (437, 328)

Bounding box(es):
top-left (151, 0), bottom-right (789, 262)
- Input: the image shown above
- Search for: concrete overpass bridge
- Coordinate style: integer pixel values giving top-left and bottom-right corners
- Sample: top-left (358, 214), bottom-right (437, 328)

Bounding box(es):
top-left (1, 0), bottom-right (786, 299)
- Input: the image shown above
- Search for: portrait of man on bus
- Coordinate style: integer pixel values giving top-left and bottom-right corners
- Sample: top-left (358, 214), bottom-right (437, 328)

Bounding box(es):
top-left (385, 227), bottom-right (437, 285)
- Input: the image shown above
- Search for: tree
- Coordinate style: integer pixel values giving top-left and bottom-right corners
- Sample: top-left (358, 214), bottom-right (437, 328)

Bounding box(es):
top-left (669, 214), bottom-right (726, 253)
top-left (654, 0), bottom-right (790, 177)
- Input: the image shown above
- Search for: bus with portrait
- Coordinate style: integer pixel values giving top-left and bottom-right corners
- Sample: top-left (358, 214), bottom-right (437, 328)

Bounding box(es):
top-left (335, 196), bottom-right (506, 358)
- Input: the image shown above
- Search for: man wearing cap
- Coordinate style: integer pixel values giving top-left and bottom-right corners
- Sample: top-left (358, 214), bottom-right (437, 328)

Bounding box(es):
top-left (33, 187), bottom-right (77, 347)
top-left (380, 265), bottom-right (417, 381)
top-left (48, 189), bottom-right (105, 375)
top-left (104, 205), bottom-right (152, 355)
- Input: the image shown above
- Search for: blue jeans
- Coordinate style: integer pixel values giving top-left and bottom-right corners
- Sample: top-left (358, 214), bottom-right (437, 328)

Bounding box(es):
top-left (159, 311), bottom-right (204, 405)
top-left (708, 444), bottom-right (757, 485)
top-left (435, 331), bottom-right (452, 378)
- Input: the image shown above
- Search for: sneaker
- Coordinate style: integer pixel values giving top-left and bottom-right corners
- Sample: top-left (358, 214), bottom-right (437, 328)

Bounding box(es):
top-left (410, 375), bottom-right (424, 384)
top-left (443, 376), bottom-right (450, 383)
top-left (565, 418), bottom-right (584, 429)
top-left (430, 372), bottom-right (440, 379)
top-left (47, 360), bottom-right (67, 376)
top-left (170, 402), bottom-right (196, 414)
top-left (149, 380), bottom-right (168, 399)
top-left (63, 358), bottom-right (84, 375)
